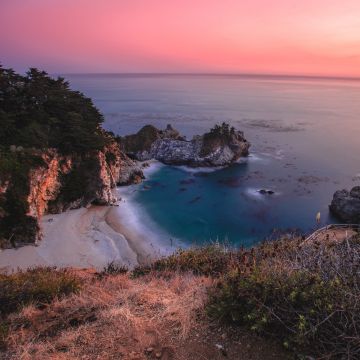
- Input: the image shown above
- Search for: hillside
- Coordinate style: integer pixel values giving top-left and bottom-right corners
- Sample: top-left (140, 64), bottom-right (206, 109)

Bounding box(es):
top-left (1, 230), bottom-right (359, 359)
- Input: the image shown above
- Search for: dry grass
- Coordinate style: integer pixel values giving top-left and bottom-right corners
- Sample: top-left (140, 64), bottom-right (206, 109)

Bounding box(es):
top-left (3, 272), bottom-right (213, 359)
top-left (0, 267), bottom-right (81, 317)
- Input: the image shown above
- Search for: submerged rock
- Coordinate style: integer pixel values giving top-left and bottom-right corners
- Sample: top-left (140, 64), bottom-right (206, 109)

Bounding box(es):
top-left (329, 186), bottom-right (360, 223)
top-left (258, 189), bottom-right (275, 195)
top-left (120, 123), bottom-right (250, 167)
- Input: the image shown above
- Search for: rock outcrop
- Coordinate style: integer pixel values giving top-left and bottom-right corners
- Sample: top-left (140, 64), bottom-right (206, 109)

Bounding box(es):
top-left (0, 142), bottom-right (143, 246)
top-left (120, 124), bottom-right (250, 167)
top-left (329, 186), bottom-right (360, 223)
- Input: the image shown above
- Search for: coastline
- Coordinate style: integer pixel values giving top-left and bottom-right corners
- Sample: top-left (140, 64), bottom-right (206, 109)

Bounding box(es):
top-left (0, 161), bottom-right (174, 272)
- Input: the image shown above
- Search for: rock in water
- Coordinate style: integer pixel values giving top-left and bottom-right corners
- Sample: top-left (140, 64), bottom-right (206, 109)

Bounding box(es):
top-left (258, 189), bottom-right (275, 195)
top-left (120, 123), bottom-right (250, 167)
top-left (329, 186), bottom-right (360, 223)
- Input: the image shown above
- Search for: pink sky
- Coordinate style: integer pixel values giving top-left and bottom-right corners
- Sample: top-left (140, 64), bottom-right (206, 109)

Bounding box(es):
top-left (1, 0), bottom-right (360, 76)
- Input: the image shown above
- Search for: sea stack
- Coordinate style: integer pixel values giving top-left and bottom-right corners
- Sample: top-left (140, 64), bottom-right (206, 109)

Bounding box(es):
top-left (119, 123), bottom-right (250, 167)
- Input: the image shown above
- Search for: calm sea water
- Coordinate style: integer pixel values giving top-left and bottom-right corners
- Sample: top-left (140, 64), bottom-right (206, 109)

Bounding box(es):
top-left (65, 74), bottom-right (360, 246)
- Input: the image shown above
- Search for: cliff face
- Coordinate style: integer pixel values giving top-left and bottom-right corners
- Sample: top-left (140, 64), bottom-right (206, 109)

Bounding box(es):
top-left (0, 142), bottom-right (143, 247)
top-left (121, 124), bottom-right (250, 167)
top-left (26, 151), bottom-right (72, 219)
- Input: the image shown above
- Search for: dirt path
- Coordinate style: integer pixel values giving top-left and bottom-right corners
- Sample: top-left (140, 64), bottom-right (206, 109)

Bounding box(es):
top-left (306, 226), bottom-right (358, 245)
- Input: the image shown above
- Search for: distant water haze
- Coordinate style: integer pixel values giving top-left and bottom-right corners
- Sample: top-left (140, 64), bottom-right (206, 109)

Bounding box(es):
top-left (64, 74), bottom-right (360, 246)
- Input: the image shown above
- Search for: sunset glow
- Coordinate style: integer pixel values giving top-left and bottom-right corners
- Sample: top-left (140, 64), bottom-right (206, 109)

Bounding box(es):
top-left (1, 0), bottom-right (360, 76)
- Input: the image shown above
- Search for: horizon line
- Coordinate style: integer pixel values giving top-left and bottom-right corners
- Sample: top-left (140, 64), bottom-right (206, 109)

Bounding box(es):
top-left (56, 72), bottom-right (360, 82)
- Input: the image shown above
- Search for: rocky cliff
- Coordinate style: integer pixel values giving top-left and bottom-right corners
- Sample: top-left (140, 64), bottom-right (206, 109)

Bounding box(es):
top-left (0, 142), bottom-right (143, 247)
top-left (120, 123), bottom-right (250, 167)
top-left (329, 186), bottom-right (360, 223)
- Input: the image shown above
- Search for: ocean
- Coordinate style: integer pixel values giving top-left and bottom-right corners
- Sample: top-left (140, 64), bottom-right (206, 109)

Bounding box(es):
top-left (64, 74), bottom-right (360, 247)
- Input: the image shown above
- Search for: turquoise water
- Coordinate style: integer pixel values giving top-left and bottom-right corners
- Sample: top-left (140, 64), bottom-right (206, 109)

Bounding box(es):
top-left (65, 74), bottom-right (360, 246)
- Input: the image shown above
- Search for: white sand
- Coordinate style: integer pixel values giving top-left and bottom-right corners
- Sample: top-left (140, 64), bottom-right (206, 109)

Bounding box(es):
top-left (0, 161), bottom-right (176, 273)
top-left (0, 204), bottom-right (171, 273)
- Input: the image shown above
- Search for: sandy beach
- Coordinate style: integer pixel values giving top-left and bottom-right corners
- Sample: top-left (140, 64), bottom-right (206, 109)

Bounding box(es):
top-left (0, 202), bottom-right (170, 273)
top-left (0, 161), bottom-right (175, 273)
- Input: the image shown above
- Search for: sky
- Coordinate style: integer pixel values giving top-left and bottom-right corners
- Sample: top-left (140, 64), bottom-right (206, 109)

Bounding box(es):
top-left (1, 0), bottom-right (360, 77)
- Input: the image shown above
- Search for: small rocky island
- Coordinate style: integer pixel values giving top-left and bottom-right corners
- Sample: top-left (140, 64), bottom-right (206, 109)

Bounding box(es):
top-left (119, 122), bottom-right (250, 167)
top-left (330, 186), bottom-right (360, 223)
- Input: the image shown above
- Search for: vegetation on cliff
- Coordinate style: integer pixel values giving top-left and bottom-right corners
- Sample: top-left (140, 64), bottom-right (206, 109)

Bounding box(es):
top-left (0, 150), bottom-right (46, 246)
top-left (0, 67), bottom-right (117, 247)
top-left (200, 122), bottom-right (237, 157)
top-left (0, 65), bottom-right (106, 154)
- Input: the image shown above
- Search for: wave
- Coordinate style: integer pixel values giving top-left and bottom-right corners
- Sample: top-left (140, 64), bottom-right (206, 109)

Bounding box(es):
top-left (141, 160), bottom-right (165, 177)
top-left (116, 185), bottom-right (182, 254)
top-left (172, 165), bottom-right (225, 174)
top-left (237, 153), bottom-right (264, 163)
top-left (258, 150), bottom-right (285, 160)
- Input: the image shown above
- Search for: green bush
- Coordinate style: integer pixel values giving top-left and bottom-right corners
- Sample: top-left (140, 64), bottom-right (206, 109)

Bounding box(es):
top-left (200, 122), bottom-right (236, 157)
top-left (207, 236), bottom-right (360, 359)
top-left (0, 151), bottom-right (46, 244)
top-left (0, 267), bottom-right (81, 316)
top-left (132, 245), bottom-right (236, 278)
top-left (0, 321), bottom-right (8, 350)
top-left (56, 156), bottom-right (99, 204)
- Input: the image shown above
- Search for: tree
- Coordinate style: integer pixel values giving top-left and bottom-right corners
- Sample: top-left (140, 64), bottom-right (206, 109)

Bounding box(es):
top-left (0, 67), bottom-right (106, 154)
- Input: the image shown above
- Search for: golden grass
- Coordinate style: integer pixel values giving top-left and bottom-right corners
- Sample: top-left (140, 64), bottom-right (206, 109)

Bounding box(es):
top-left (4, 272), bottom-right (213, 359)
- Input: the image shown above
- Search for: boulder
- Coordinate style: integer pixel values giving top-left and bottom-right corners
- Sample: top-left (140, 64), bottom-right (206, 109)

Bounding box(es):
top-left (329, 186), bottom-right (360, 223)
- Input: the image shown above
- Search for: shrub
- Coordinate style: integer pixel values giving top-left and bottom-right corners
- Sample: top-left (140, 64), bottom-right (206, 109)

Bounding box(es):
top-left (46, 155), bottom-right (101, 211)
top-left (0, 267), bottom-right (81, 316)
top-left (132, 245), bottom-right (236, 278)
top-left (200, 122), bottom-right (236, 157)
top-left (105, 151), bottom-right (117, 165)
top-left (100, 261), bottom-right (128, 276)
top-left (207, 235), bottom-right (360, 359)
top-left (0, 322), bottom-right (8, 350)
top-left (0, 151), bottom-right (46, 245)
